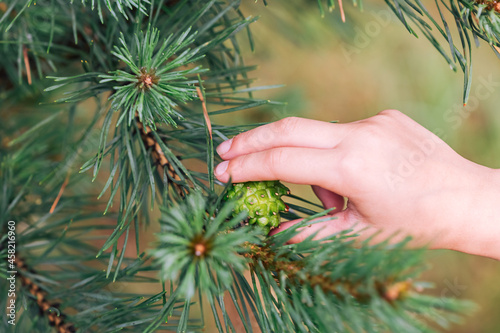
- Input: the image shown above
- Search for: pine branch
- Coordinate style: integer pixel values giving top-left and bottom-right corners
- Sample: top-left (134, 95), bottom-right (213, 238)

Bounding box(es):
top-left (250, 219), bottom-right (475, 332)
top-left (98, 26), bottom-right (205, 128)
top-left (40, 1), bottom-right (265, 272)
top-left (80, 0), bottom-right (149, 21)
top-left (1, 1), bottom-right (482, 332)
top-left (378, 0), bottom-right (500, 103)
top-left (16, 257), bottom-right (76, 333)
top-left (151, 191), bottom-right (261, 299)
top-left (135, 115), bottom-right (189, 197)
top-left (475, 0), bottom-right (500, 12)
top-left (244, 242), bottom-right (414, 304)
top-left (149, 190), bottom-right (475, 332)
top-left (311, 0), bottom-right (500, 103)
top-left (0, 100), bottom-right (194, 332)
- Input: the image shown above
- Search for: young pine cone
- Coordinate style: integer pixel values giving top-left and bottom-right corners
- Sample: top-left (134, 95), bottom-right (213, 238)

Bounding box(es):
top-left (226, 181), bottom-right (290, 233)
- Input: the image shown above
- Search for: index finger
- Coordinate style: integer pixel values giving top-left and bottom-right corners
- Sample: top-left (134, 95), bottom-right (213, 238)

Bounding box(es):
top-left (216, 117), bottom-right (354, 160)
top-left (214, 147), bottom-right (339, 187)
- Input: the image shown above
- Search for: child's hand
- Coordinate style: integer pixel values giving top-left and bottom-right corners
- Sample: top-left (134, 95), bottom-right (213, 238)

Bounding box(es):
top-left (215, 110), bottom-right (500, 260)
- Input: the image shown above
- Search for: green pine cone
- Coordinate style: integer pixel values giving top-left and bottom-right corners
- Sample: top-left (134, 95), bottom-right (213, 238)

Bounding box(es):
top-left (226, 181), bottom-right (290, 233)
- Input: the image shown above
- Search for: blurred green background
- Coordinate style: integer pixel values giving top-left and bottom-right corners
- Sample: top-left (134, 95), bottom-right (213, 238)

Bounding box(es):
top-left (233, 1), bottom-right (500, 332)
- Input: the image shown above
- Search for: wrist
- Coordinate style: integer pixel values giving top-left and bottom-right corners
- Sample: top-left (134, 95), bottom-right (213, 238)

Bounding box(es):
top-left (445, 166), bottom-right (500, 260)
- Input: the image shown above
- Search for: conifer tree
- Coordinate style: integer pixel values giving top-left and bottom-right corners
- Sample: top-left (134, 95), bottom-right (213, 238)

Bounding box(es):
top-left (1, 0), bottom-right (497, 332)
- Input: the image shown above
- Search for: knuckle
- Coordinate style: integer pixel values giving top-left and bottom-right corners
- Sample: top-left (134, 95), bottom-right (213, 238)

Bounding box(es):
top-left (274, 117), bottom-right (301, 135)
top-left (337, 151), bottom-right (365, 177)
top-left (231, 133), bottom-right (245, 150)
top-left (227, 157), bottom-right (243, 179)
top-left (266, 149), bottom-right (286, 178)
top-left (240, 127), bottom-right (272, 151)
top-left (234, 132), bottom-right (260, 152)
top-left (292, 233), bottom-right (307, 244)
top-left (357, 121), bottom-right (381, 140)
top-left (377, 109), bottom-right (402, 118)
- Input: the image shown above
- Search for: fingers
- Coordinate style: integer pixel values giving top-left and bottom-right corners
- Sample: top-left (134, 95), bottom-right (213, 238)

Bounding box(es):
top-left (271, 211), bottom-right (427, 247)
top-left (214, 147), bottom-right (341, 188)
top-left (216, 117), bottom-right (353, 160)
top-left (312, 185), bottom-right (345, 214)
top-left (269, 209), bottom-right (367, 243)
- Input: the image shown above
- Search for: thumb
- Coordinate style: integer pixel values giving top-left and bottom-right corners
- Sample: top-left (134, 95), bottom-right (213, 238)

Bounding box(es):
top-left (269, 209), bottom-right (368, 244)
top-left (312, 185), bottom-right (345, 214)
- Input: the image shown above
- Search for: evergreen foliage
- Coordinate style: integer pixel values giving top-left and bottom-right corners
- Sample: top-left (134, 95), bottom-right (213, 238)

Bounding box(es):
top-left (316, 0), bottom-right (500, 103)
top-left (1, 0), bottom-right (492, 332)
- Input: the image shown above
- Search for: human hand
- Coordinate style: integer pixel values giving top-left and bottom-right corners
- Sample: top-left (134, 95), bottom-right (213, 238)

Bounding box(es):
top-left (214, 110), bottom-right (500, 260)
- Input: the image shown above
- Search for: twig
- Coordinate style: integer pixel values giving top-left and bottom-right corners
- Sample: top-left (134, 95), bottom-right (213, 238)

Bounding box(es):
top-left (16, 257), bottom-right (76, 333)
top-left (244, 243), bottom-right (412, 303)
top-left (135, 117), bottom-right (188, 197)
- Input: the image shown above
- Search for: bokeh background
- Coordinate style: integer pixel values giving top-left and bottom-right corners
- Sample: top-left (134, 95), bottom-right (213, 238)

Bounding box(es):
top-left (230, 1), bottom-right (500, 332)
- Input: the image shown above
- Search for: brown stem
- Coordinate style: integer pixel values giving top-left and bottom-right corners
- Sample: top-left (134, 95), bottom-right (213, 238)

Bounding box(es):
top-left (474, 0), bottom-right (500, 13)
top-left (16, 257), bottom-right (76, 333)
top-left (135, 117), bottom-right (189, 197)
top-left (244, 243), bottom-right (413, 304)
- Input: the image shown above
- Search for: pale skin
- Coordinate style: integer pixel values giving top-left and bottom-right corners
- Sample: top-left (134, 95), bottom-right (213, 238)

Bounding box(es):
top-left (214, 110), bottom-right (500, 261)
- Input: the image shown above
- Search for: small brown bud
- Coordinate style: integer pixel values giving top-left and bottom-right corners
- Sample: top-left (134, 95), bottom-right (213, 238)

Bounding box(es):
top-left (194, 243), bottom-right (206, 257)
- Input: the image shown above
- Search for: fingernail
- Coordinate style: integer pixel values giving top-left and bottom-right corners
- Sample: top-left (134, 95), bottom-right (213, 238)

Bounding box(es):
top-left (215, 161), bottom-right (229, 176)
top-left (216, 138), bottom-right (233, 156)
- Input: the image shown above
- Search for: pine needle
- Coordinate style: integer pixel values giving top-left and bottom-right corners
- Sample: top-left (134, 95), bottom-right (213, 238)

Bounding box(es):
top-left (49, 172), bottom-right (70, 213)
top-left (23, 45), bottom-right (31, 85)
top-left (196, 86), bottom-right (212, 139)
top-left (338, 0), bottom-right (345, 23)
